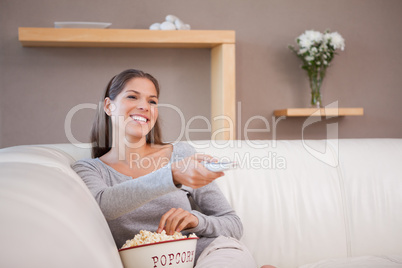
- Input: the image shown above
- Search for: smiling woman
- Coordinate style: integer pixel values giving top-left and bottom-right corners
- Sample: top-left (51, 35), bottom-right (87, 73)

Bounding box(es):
top-left (72, 69), bottom-right (260, 267)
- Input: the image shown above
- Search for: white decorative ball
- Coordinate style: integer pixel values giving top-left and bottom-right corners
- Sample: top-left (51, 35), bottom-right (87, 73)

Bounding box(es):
top-left (165, 15), bottom-right (179, 23)
top-left (160, 21), bottom-right (176, 30)
top-left (149, 23), bottom-right (161, 30)
top-left (174, 19), bottom-right (185, 30)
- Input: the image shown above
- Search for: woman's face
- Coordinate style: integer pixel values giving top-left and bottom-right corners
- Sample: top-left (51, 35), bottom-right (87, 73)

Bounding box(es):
top-left (105, 77), bottom-right (159, 142)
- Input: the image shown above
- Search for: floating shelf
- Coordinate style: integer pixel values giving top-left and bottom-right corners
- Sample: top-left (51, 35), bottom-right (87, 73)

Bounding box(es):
top-left (18, 27), bottom-right (236, 140)
top-left (18, 27), bottom-right (235, 48)
top-left (274, 107), bottom-right (364, 117)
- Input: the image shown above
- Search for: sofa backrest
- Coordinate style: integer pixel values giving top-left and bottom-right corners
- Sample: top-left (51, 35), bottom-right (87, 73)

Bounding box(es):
top-left (1, 139), bottom-right (401, 268)
top-left (193, 139), bottom-right (402, 267)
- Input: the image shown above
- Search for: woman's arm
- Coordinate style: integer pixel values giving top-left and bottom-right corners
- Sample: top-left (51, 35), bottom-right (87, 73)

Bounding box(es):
top-left (156, 143), bottom-right (243, 239)
top-left (171, 154), bottom-right (224, 188)
top-left (72, 160), bottom-right (178, 220)
top-left (157, 182), bottom-right (243, 239)
top-left (73, 142), bottom-right (227, 223)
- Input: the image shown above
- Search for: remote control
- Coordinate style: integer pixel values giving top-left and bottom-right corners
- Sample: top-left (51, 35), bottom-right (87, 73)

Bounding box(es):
top-left (202, 161), bottom-right (237, 172)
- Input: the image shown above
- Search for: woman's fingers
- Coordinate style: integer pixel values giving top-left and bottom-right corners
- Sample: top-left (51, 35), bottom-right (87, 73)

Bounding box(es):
top-left (157, 208), bottom-right (199, 235)
top-left (176, 213), bottom-right (198, 232)
top-left (193, 153), bottom-right (218, 163)
top-left (164, 209), bottom-right (187, 234)
top-left (195, 160), bottom-right (225, 178)
top-left (157, 208), bottom-right (176, 233)
top-left (171, 155), bottom-right (225, 189)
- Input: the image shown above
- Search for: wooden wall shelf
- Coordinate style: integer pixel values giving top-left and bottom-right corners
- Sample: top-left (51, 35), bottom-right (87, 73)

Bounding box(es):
top-left (274, 107), bottom-right (364, 117)
top-left (18, 27), bottom-right (235, 48)
top-left (18, 27), bottom-right (236, 140)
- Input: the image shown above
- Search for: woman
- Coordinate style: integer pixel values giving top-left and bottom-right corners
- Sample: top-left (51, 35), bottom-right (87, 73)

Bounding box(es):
top-left (72, 69), bottom-right (257, 267)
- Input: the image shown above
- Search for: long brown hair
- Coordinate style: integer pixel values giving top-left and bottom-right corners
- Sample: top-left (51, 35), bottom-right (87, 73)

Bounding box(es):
top-left (91, 69), bottom-right (164, 158)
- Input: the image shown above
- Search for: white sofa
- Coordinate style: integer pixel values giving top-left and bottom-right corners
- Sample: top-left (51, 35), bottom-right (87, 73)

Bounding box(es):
top-left (1, 139), bottom-right (402, 268)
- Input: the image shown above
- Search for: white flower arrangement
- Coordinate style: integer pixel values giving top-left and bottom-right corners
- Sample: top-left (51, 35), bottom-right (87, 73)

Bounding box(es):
top-left (289, 30), bottom-right (345, 107)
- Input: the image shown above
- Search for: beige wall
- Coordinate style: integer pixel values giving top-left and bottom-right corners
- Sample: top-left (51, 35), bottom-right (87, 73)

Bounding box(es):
top-left (1, 0), bottom-right (401, 148)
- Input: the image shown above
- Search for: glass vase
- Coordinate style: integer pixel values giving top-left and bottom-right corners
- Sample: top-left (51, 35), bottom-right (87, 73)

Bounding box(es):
top-left (308, 72), bottom-right (324, 108)
top-left (311, 89), bottom-right (322, 108)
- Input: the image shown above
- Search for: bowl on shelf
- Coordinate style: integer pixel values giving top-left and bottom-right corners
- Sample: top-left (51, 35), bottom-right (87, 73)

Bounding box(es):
top-left (118, 237), bottom-right (198, 268)
top-left (54, 22), bottom-right (112, 29)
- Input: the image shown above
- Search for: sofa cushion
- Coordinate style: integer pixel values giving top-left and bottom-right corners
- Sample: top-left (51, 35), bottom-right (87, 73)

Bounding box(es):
top-left (0, 161), bottom-right (123, 268)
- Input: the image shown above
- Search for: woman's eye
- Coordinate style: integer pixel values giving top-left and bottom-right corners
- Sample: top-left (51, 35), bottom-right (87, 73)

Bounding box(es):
top-left (127, 95), bottom-right (137, 99)
top-left (150, 100), bottom-right (158, 105)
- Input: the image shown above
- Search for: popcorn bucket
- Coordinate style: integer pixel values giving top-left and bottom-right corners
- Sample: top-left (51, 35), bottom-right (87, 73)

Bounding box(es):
top-left (119, 237), bottom-right (198, 268)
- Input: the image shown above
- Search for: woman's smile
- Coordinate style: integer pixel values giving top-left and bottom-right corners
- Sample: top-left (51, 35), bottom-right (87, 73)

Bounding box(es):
top-left (130, 114), bottom-right (149, 124)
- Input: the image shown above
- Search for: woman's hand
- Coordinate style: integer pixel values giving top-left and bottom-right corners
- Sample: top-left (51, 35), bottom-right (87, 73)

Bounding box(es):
top-left (171, 154), bottom-right (224, 189)
top-left (157, 208), bottom-right (199, 235)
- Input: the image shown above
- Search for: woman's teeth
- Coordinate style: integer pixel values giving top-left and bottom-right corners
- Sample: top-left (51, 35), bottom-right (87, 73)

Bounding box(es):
top-left (131, 115), bottom-right (147, 123)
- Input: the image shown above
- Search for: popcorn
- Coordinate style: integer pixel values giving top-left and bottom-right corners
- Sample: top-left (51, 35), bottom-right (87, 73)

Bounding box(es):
top-left (121, 230), bottom-right (197, 249)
